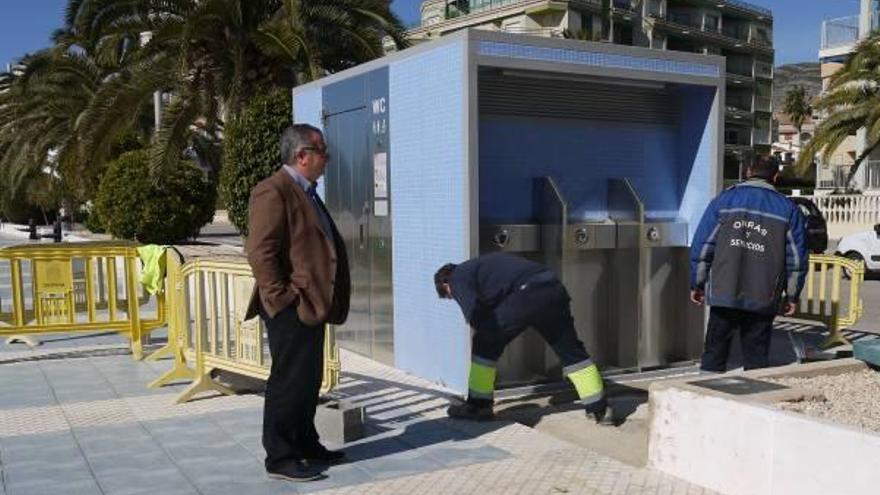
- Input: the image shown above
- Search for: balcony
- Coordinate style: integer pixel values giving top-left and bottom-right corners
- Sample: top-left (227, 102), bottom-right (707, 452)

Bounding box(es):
top-left (722, 24), bottom-right (749, 43)
top-left (820, 15), bottom-right (859, 52)
top-left (666, 12), bottom-right (702, 30)
top-left (753, 127), bottom-right (771, 146)
top-left (725, 107), bottom-right (752, 123)
top-left (726, 73), bottom-right (754, 86)
top-left (611, 0), bottom-right (639, 21)
top-left (753, 95), bottom-right (771, 113)
top-left (721, 0), bottom-right (772, 19)
top-left (754, 60), bottom-right (773, 79)
top-left (441, 0), bottom-right (603, 21)
top-left (649, 14), bottom-right (772, 54)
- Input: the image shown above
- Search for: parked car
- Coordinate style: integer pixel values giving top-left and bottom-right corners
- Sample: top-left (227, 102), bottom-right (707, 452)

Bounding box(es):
top-left (790, 196), bottom-right (829, 254)
top-left (837, 223), bottom-right (880, 277)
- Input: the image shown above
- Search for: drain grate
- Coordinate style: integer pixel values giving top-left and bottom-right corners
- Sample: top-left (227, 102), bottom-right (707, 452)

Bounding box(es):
top-left (689, 376), bottom-right (788, 395)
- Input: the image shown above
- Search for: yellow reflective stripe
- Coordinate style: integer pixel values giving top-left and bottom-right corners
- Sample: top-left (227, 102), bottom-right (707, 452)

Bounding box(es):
top-left (566, 363), bottom-right (603, 400)
top-left (468, 360), bottom-right (497, 397)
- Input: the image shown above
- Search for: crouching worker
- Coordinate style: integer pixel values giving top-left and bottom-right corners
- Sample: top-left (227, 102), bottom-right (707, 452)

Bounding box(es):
top-left (434, 252), bottom-right (614, 426)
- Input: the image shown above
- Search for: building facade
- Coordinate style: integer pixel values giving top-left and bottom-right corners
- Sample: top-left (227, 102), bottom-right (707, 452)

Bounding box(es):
top-left (407, 0), bottom-right (774, 183)
top-left (818, 0), bottom-right (880, 192)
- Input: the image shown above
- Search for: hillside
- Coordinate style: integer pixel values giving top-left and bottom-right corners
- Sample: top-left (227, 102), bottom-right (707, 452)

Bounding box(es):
top-left (773, 62), bottom-right (821, 111)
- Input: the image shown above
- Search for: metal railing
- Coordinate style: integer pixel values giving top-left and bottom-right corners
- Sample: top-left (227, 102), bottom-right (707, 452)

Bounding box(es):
top-left (722, 24), bottom-right (750, 42)
top-left (794, 254), bottom-right (864, 349)
top-left (666, 12), bottom-right (702, 29)
top-left (500, 25), bottom-right (565, 38)
top-left (723, 0), bottom-right (772, 18)
top-left (0, 242), bottom-right (165, 359)
top-left (754, 61), bottom-right (773, 79)
top-left (726, 61), bottom-right (754, 78)
top-left (753, 95), bottom-right (772, 112)
top-left (612, 0), bottom-right (636, 11)
top-left (821, 15), bottom-right (859, 51)
top-left (148, 249), bottom-right (340, 404)
top-left (449, 0), bottom-right (601, 18)
top-left (752, 126), bottom-right (771, 145)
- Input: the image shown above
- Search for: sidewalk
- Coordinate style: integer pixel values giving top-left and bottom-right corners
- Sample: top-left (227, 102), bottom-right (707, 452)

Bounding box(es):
top-left (0, 331), bottom-right (718, 495)
top-left (0, 221), bottom-right (107, 244)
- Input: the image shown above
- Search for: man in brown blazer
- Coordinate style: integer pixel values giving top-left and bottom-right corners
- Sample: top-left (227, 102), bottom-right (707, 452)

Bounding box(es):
top-left (245, 124), bottom-right (351, 482)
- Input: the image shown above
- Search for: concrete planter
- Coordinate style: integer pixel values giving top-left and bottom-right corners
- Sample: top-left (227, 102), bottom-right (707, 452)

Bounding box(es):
top-left (648, 360), bottom-right (879, 495)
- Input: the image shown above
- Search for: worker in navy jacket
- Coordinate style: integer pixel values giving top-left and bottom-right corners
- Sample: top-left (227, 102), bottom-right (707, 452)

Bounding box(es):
top-left (434, 252), bottom-right (613, 425)
top-left (690, 155), bottom-right (808, 372)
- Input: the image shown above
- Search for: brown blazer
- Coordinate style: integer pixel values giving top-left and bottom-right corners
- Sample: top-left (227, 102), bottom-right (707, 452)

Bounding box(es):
top-left (244, 169), bottom-right (350, 326)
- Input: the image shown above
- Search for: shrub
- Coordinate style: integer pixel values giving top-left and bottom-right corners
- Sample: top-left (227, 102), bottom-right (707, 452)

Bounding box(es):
top-left (83, 206), bottom-right (106, 233)
top-left (94, 150), bottom-right (216, 243)
top-left (220, 90), bottom-right (292, 236)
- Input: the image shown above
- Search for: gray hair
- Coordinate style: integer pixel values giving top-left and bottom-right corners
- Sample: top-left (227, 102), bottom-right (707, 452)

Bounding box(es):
top-left (280, 124), bottom-right (322, 164)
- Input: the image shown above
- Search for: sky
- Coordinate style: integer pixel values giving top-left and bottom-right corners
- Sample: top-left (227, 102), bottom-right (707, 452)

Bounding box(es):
top-left (0, 0), bottom-right (866, 69)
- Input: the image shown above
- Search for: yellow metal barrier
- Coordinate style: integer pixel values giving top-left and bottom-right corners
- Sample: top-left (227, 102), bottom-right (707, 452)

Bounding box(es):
top-left (793, 254), bottom-right (865, 349)
top-left (149, 249), bottom-right (340, 404)
top-left (0, 242), bottom-right (166, 360)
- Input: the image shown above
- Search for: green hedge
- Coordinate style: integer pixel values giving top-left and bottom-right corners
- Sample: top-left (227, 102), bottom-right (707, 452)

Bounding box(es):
top-left (220, 90), bottom-right (292, 236)
top-left (93, 150), bottom-right (216, 243)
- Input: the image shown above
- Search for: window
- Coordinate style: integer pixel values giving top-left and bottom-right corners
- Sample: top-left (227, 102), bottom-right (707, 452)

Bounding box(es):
top-left (581, 13), bottom-right (594, 39)
top-left (705, 15), bottom-right (720, 31)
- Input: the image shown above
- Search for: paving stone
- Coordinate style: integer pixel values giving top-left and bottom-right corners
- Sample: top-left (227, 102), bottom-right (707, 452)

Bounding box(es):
top-left (357, 450), bottom-right (446, 480)
top-left (195, 479), bottom-right (300, 495)
top-left (86, 450), bottom-right (174, 474)
top-left (3, 463), bottom-right (95, 486)
top-left (0, 334), bottom-right (722, 494)
top-left (5, 478), bottom-right (102, 495)
top-left (95, 468), bottom-right (193, 495)
top-left (297, 464), bottom-right (374, 493)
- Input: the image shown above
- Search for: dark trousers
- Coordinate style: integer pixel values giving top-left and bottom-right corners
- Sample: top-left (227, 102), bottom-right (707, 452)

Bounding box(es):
top-left (472, 281), bottom-right (592, 379)
top-left (701, 306), bottom-right (774, 372)
top-left (260, 304), bottom-right (325, 471)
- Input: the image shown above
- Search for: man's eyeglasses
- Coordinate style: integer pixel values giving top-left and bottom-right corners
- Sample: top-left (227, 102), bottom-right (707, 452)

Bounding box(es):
top-left (299, 146), bottom-right (330, 158)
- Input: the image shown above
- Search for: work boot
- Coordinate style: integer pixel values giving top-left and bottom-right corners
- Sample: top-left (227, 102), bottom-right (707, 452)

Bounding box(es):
top-left (447, 398), bottom-right (493, 421)
top-left (584, 397), bottom-right (615, 426)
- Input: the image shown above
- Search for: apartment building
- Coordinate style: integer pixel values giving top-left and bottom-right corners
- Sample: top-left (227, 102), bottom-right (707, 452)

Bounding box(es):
top-left (818, 0), bottom-right (880, 192)
top-left (407, 0), bottom-right (774, 182)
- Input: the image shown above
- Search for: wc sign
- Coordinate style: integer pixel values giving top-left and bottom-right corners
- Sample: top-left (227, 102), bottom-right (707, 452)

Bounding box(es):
top-left (371, 96), bottom-right (387, 136)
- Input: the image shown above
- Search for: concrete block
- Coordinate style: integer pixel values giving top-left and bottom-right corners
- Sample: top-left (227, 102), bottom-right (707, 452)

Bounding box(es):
top-left (315, 400), bottom-right (364, 444)
top-left (853, 338), bottom-right (880, 368)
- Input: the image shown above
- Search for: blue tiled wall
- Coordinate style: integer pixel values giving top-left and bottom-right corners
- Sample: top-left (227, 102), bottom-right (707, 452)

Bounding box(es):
top-left (479, 85), bottom-right (716, 226)
top-left (480, 117), bottom-right (679, 222)
top-left (676, 86), bottom-right (718, 240)
top-left (390, 41), bottom-right (471, 393)
top-left (478, 41), bottom-right (720, 78)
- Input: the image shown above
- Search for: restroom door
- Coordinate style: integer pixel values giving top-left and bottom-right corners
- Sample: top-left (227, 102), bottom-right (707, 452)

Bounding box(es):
top-left (324, 106), bottom-right (373, 358)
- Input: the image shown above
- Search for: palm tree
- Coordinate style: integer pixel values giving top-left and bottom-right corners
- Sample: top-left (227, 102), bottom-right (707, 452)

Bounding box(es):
top-left (0, 47), bottom-right (121, 203)
top-left (798, 34), bottom-right (880, 186)
top-left (781, 85), bottom-right (812, 138)
top-left (66, 0), bottom-right (409, 176)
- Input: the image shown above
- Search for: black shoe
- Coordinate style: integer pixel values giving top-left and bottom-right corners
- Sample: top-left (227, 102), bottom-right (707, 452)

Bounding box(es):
top-left (447, 401), bottom-right (494, 421)
top-left (266, 460), bottom-right (325, 482)
top-left (584, 398), bottom-right (615, 426)
top-left (303, 445), bottom-right (346, 464)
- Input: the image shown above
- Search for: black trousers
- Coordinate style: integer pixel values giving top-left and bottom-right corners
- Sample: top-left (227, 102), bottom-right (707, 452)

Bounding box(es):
top-left (701, 306), bottom-right (774, 372)
top-left (260, 304), bottom-right (325, 471)
top-left (472, 281), bottom-right (592, 377)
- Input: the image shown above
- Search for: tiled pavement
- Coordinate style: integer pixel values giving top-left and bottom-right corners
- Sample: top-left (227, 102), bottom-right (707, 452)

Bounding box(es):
top-left (0, 331), bottom-right (720, 495)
